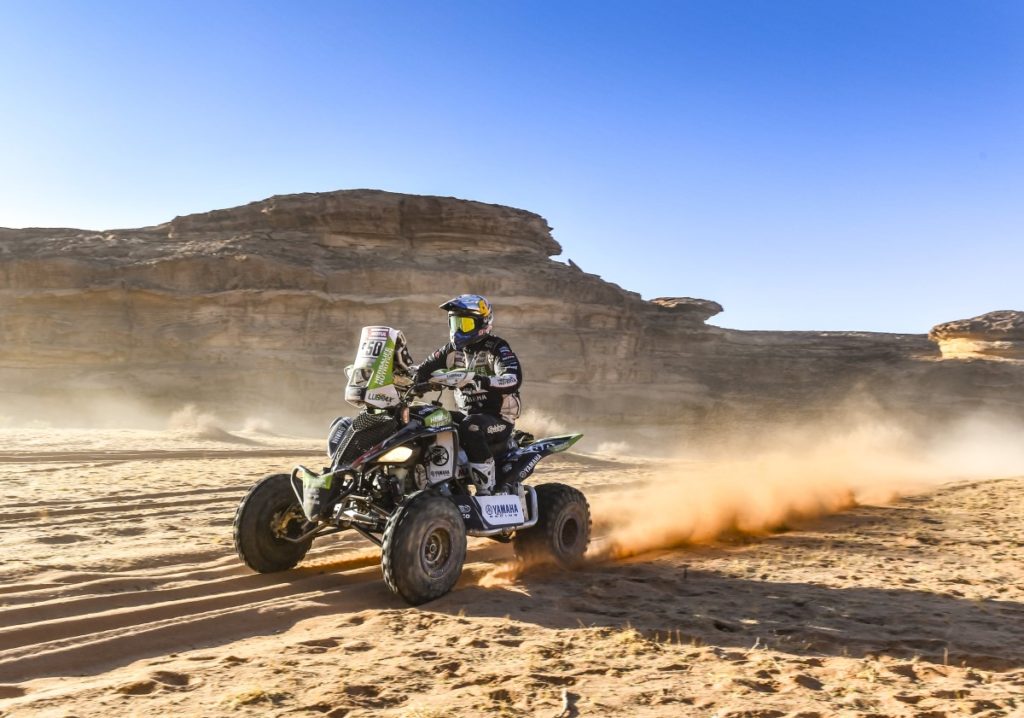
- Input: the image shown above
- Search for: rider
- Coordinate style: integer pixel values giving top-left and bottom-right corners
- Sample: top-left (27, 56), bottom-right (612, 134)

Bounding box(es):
top-left (413, 295), bottom-right (523, 495)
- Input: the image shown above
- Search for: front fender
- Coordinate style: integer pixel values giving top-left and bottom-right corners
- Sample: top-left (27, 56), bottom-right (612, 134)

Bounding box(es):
top-left (292, 465), bottom-right (353, 522)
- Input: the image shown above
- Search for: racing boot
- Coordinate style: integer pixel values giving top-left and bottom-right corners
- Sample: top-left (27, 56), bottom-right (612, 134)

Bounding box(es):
top-left (469, 459), bottom-right (496, 496)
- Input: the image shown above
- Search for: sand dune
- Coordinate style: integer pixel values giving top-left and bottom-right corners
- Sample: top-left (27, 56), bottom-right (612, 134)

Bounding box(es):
top-left (1, 430), bottom-right (1022, 717)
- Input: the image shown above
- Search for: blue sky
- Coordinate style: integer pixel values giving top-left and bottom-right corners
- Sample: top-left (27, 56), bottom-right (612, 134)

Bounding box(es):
top-left (1, 1), bottom-right (1020, 332)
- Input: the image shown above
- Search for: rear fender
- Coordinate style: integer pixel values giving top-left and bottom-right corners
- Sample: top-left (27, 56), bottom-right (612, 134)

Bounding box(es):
top-left (500, 433), bottom-right (583, 483)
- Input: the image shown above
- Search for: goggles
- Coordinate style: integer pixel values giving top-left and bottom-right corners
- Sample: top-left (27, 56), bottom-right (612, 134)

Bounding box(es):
top-left (449, 314), bottom-right (477, 334)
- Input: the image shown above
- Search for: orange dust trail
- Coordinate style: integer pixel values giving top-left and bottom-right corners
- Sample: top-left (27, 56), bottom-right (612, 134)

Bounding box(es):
top-left (593, 412), bottom-right (1024, 559)
top-left (475, 411), bottom-right (1024, 586)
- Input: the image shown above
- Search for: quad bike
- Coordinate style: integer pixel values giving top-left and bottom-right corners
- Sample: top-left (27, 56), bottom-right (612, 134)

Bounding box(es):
top-left (233, 326), bottom-right (591, 605)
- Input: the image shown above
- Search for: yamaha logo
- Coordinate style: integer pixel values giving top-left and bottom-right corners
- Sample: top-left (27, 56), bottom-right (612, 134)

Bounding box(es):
top-left (518, 455), bottom-right (542, 480)
top-left (427, 446), bottom-right (450, 467)
top-left (483, 501), bottom-right (520, 520)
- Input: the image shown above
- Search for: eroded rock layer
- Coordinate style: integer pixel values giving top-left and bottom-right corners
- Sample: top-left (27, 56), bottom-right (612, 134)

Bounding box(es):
top-left (929, 310), bottom-right (1024, 360)
top-left (2, 189), bottom-right (1022, 434)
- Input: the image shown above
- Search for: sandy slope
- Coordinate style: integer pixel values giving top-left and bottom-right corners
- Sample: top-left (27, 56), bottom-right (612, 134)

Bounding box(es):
top-left (0, 430), bottom-right (1022, 718)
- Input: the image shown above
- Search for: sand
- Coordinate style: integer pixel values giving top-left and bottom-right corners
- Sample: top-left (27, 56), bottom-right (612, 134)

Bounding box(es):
top-left (1, 427), bottom-right (1022, 718)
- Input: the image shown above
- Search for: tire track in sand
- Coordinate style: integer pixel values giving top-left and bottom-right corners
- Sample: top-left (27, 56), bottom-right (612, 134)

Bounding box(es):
top-left (0, 446), bottom-right (515, 684)
top-left (0, 564), bottom-right (386, 683)
top-left (0, 492), bottom-right (246, 524)
top-left (0, 485), bottom-right (242, 512)
top-left (0, 542), bottom-right (509, 684)
top-left (0, 448), bottom-right (318, 464)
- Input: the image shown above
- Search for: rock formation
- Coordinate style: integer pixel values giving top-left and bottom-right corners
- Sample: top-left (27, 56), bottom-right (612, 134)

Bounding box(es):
top-left (929, 310), bottom-right (1024, 361)
top-left (2, 189), bottom-right (1022, 435)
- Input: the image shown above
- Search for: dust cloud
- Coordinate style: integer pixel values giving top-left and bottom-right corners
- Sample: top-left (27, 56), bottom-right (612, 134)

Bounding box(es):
top-left (0, 387), bottom-right (333, 438)
top-left (516, 408), bottom-right (567, 438)
top-left (592, 411), bottom-right (1024, 560)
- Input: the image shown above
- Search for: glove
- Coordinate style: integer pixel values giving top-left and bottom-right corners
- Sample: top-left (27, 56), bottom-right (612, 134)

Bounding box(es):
top-left (411, 364), bottom-right (434, 385)
top-left (429, 369), bottom-right (477, 388)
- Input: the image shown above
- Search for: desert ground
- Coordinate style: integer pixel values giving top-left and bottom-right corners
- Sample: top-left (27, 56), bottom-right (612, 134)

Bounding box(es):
top-left (0, 420), bottom-right (1022, 718)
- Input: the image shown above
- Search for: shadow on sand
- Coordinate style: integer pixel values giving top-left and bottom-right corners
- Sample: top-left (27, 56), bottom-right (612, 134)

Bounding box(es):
top-left (435, 547), bottom-right (1024, 672)
top-left (6, 503), bottom-right (1020, 685)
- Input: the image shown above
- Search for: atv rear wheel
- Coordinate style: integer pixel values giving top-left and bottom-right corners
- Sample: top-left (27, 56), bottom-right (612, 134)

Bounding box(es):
top-left (513, 483), bottom-right (591, 568)
top-left (233, 473), bottom-right (312, 573)
top-left (382, 491), bottom-right (467, 605)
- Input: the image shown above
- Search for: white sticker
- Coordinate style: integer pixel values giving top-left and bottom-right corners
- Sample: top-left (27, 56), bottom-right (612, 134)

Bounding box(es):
top-left (426, 432), bottom-right (455, 484)
top-left (475, 495), bottom-right (524, 527)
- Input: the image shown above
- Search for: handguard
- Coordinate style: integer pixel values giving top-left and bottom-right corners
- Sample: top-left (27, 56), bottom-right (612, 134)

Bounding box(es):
top-left (429, 369), bottom-right (476, 388)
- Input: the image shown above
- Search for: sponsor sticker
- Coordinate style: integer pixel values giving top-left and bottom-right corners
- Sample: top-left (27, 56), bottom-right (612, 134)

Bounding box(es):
top-left (475, 495), bottom-right (524, 526)
top-left (517, 455), bottom-right (542, 480)
top-left (370, 342), bottom-right (394, 387)
top-left (427, 445), bottom-right (450, 467)
top-left (424, 409), bottom-right (451, 428)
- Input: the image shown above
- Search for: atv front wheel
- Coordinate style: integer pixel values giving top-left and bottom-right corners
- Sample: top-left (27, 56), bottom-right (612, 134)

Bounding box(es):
top-left (513, 483), bottom-right (591, 568)
top-left (381, 491), bottom-right (467, 605)
top-left (233, 473), bottom-right (312, 573)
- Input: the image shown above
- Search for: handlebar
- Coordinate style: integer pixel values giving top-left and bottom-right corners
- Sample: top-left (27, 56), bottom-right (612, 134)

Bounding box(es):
top-left (402, 369), bottom-right (475, 399)
top-left (407, 381), bottom-right (436, 396)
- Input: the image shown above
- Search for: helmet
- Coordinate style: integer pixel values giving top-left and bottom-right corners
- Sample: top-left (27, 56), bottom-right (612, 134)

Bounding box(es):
top-left (441, 294), bottom-right (493, 349)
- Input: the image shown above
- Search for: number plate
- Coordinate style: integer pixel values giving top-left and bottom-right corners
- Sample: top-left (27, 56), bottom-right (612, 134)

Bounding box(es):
top-left (474, 495), bottom-right (525, 527)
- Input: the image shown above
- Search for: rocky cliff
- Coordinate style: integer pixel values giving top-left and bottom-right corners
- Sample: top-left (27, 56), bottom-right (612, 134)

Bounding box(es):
top-left (930, 311), bottom-right (1024, 361)
top-left (2, 189), bottom-right (1022, 434)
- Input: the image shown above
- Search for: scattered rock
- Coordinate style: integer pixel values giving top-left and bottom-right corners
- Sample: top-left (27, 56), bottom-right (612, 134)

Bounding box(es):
top-left (149, 671), bottom-right (190, 687)
top-left (114, 680), bottom-right (157, 696)
top-left (792, 674), bottom-right (823, 691)
top-left (887, 663), bottom-right (920, 681)
top-left (342, 684), bottom-right (379, 698)
top-left (487, 688), bottom-right (512, 703)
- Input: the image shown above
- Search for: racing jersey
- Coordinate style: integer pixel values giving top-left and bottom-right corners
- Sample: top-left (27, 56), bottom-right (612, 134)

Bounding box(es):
top-left (414, 335), bottom-right (523, 421)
